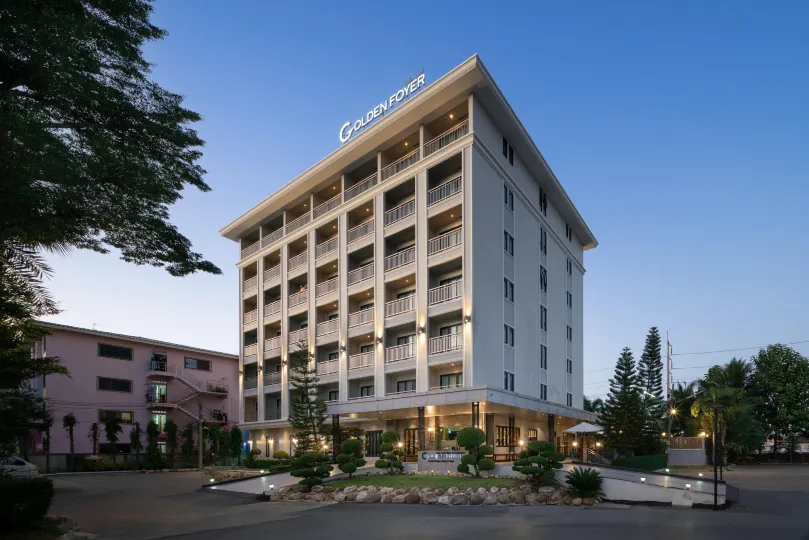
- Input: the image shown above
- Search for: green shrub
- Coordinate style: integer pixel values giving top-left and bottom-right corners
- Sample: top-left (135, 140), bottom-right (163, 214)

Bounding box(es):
top-left (611, 454), bottom-right (667, 471)
top-left (289, 452), bottom-right (333, 490)
top-left (455, 427), bottom-right (495, 477)
top-left (250, 459), bottom-right (291, 471)
top-left (0, 477), bottom-right (54, 528)
top-left (374, 431), bottom-right (404, 474)
top-left (273, 450), bottom-right (289, 460)
top-left (245, 448), bottom-right (261, 468)
top-left (512, 441), bottom-right (563, 486)
top-left (565, 467), bottom-right (604, 498)
top-left (337, 438), bottom-right (367, 478)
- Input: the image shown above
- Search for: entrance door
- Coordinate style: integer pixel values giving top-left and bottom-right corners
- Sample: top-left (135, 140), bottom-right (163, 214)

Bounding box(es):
top-left (365, 430), bottom-right (382, 457)
top-left (404, 428), bottom-right (419, 456)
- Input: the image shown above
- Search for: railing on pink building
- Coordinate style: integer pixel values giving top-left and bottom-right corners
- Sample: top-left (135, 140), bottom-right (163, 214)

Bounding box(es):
top-left (288, 251), bottom-right (308, 271)
top-left (428, 333), bottom-right (462, 355)
top-left (288, 328), bottom-right (308, 344)
top-left (263, 264), bottom-right (281, 282)
top-left (428, 227), bottom-right (462, 255)
top-left (427, 175), bottom-right (462, 206)
top-left (313, 193), bottom-right (341, 219)
top-left (348, 264), bottom-right (373, 285)
top-left (386, 342), bottom-right (415, 363)
top-left (288, 289), bottom-right (308, 307)
top-left (264, 300), bottom-right (281, 317)
top-left (428, 279), bottom-right (462, 305)
top-left (384, 246), bottom-right (415, 271)
top-left (243, 344), bottom-right (258, 358)
top-left (315, 236), bottom-right (338, 258)
top-left (385, 295), bottom-right (415, 317)
top-left (344, 173), bottom-right (377, 202)
top-left (243, 309), bottom-right (257, 325)
top-left (264, 336), bottom-right (281, 351)
top-left (381, 148), bottom-right (419, 181)
top-left (261, 228), bottom-right (283, 248)
top-left (316, 277), bottom-right (338, 297)
top-left (285, 213), bottom-right (311, 235)
top-left (349, 351), bottom-right (374, 370)
top-left (316, 318), bottom-right (339, 336)
top-left (423, 119), bottom-right (469, 157)
top-left (243, 276), bottom-right (257, 292)
top-left (241, 240), bottom-right (260, 260)
top-left (316, 360), bottom-right (338, 375)
top-left (347, 220), bottom-right (374, 243)
top-left (348, 307), bottom-right (374, 327)
top-left (384, 199), bottom-right (415, 226)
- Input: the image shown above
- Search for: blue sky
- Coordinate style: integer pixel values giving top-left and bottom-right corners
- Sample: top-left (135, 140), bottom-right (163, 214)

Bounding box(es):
top-left (43, 1), bottom-right (809, 399)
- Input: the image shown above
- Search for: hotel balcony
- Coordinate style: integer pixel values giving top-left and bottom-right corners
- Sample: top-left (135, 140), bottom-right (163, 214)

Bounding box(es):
top-left (316, 358), bottom-right (339, 385)
top-left (264, 329), bottom-right (282, 359)
top-left (347, 244), bottom-right (374, 294)
top-left (423, 118), bottom-right (469, 158)
top-left (263, 367), bottom-right (282, 389)
top-left (240, 230), bottom-right (261, 260)
top-left (264, 404), bottom-right (282, 422)
top-left (243, 301), bottom-right (258, 329)
top-left (315, 275), bottom-right (338, 300)
top-left (385, 369), bottom-right (416, 397)
top-left (347, 333), bottom-right (374, 380)
top-left (384, 324), bottom-right (416, 374)
top-left (347, 202), bottom-right (375, 250)
top-left (263, 292), bottom-right (282, 324)
top-left (380, 131), bottom-right (420, 182)
top-left (427, 313), bottom-right (463, 366)
top-left (348, 350), bottom-right (374, 371)
top-left (384, 223), bottom-right (415, 280)
top-left (312, 178), bottom-right (342, 220)
top-left (428, 226), bottom-right (462, 256)
top-left (428, 364), bottom-right (464, 392)
top-left (427, 205), bottom-right (463, 266)
top-left (244, 396), bottom-right (258, 422)
top-left (347, 305), bottom-right (374, 337)
top-left (348, 262), bottom-right (374, 286)
top-left (319, 382), bottom-right (339, 404)
top-left (243, 363), bottom-right (259, 397)
top-left (243, 339), bottom-right (258, 363)
top-left (428, 259), bottom-right (463, 316)
top-left (264, 392), bottom-right (282, 421)
top-left (348, 376), bottom-right (375, 400)
top-left (261, 220), bottom-right (284, 250)
top-left (383, 178), bottom-right (416, 235)
top-left (288, 325), bottom-right (308, 348)
top-left (315, 310), bottom-right (339, 346)
top-left (284, 199), bottom-right (311, 236)
top-left (315, 232), bottom-right (339, 266)
top-left (263, 253), bottom-right (281, 290)
top-left (344, 156), bottom-right (378, 202)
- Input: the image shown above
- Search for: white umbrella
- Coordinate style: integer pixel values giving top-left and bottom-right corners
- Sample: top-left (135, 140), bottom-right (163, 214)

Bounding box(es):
top-left (564, 422), bottom-right (603, 460)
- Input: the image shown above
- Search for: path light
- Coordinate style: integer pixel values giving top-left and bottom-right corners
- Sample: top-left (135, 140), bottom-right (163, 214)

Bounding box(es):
top-left (269, 485), bottom-right (274, 490)
top-left (572, 442), bottom-right (578, 447)
top-left (698, 473), bottom-right (703, 477)
top-left (665, 469), bottom-right (670, 473)
top-left (209, 478), bottom-right (215, 483)
top-left (685, 483), bottom-right (691, 489)
top-left (596, 442), bottom-right (602, 448)
top-left (398, 442), bottom-right (404, 448)
top-left (260, 469), bottom-right (265, 474)
top-left (640, 478), bottom-right (646, 482)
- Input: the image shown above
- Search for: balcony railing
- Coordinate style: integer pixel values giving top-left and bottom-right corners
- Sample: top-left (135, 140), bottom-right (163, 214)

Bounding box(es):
top-left (146, 393), bottom-right (168, 404)
top-left (313, 193), bottom-right (341, 219)
top-left (385, 295), bottom-right (415, 317)
top-left (263, 264), bottom-right (281, 282)
top-left (264, 336), bottom-right (282, 351)
top-left (243, 277), bottom-right (257, 294)
top-left (386, 342), bottom-right (415, 363)
top-left (316, 360), bottom-right (339, 375)
top-left (243, 344), bottom-right (258, 358)
top-left (384, 198), bottom-right (416, 226)
top-left (286, 212), bottom-right (311, 235)
top-left (428, 333), bottom-right (462, 355)
top-left (288, 289), bottom-right (308, 307)
top-left (424, 119), bottom-right (469, 157)
top-left (243, 309), bottom-right (257, 325)
top-left (347, 219), bottom-right (374, 243)
top-left (428, 227), bottom-right (462, 255)
top-left (148, 360), bottom-right (167, 372)
top-left (349, 351), bottom-right (374, 369)
top-left (430, 383), bottom-right (463, 391)
top-left (288, 328), bottom-right (308, 344)
top-left (348, 307), bottom-right (374, 327)
top-left (348, 264), bottom-right (373, 285)
top-left (344, 173), bottom-right (377, 202)
top-left (265, 407), bottom-right (282, 421)
top-left (263, 371), bottom-right (282, 386)
top-left (241, 240), bottom-right (260, 259)
top-left (244, 376), bottom-right (258, 390)
top-left (349, 393), bottom-right (374, 400)
top-left (316, 318), bottom-right (339, 336)
top-left (381, 148), bottom-right (419, 181)
top-left (427, 175), bottom-right (462, 206)
top-left (384, 246), bottom-right (415, 271)
top-left (428, 279), bottom-right (462, 305)
top-left (386, 389), bottom-right (416, 396)
top-left (288, 251), bottom-right (308, 271)
top-left (316, 277), bottom-right (338, 297)
top-left (264, 300), bottom-right (281, 317)
top-left (315, 236), bottom-right (338, 258)
top-left (244, 410), bottom-right (258, 422)
top-left (261, 228), bottom-right (283, 248)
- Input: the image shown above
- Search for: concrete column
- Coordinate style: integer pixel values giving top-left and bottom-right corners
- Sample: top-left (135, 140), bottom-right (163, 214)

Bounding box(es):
top-left (462, 146), bottom-right (474, 388)
top-left (548, 414), bottom-right (556, 448)
top-left (238, 268), bottom-right (245, 424)
top-left (467, 93), bottom-right (475, 132)
top-left (415, 169), bottom-right (429, 392)
top-left (337, 213), bottom-right (349, 401)
top-left (419, 125), bottom-right (425, 161)
top-left (307, 229), bottom-right (316, 372)
top-left (373, 191), bottom-right (385, 395)
top-left (280, 243), bottom-right (290, 420)
top-left (256, 256), bottom-right (265, 422)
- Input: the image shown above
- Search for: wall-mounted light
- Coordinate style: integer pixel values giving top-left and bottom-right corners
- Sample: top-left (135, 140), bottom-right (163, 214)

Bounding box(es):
top-left (418, 326), bottom-right (425, 334)
top-left (464, 314), bottom-right (471, 324)
top-left (376, 336), bottom-right (383, 344)
top-left (340, 344), bottom-right (346, 352)
top-left (257, 365), bottom-right (263, 371)
top-left (238, 370), bottom-right (243, 375)
top-left (519, 440), bottom-right (525, 446)
top-left (281, 360), bottom-right (287, 366)
top-left (427, 427), bottom-right (434, 433)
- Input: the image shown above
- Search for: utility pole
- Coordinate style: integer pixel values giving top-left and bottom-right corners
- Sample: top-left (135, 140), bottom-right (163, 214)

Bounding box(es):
top-left (712, 406), bottom-right (720, 511)
top-left (197, 398), bottom-right (203, 469)
top-left (666, 333), bottom-right (673, 436)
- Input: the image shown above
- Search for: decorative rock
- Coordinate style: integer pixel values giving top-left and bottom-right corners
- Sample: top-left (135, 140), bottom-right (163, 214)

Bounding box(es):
top-left (380, 487), bottom-right (394, 495)
top-left (547, 491), bottom-right (562, 505)
top-left (483, 495), bottom-right (498, 506)
top-left (425, 494), bottom-right (439, 504)
top-left (359, 492), bottom-right (381, 503)
top-left (310, 493), bottom-right (325, 502)
top-left (447, 487), bottom-right (459, 495)
top-left (392, 495), bottom-right (406, 503)
top-left (344, 486), bottom-right (358, 494)
top-left (538, 486), bottom-right (555, 494)
top-left (311, 485), bottom-right (324, 494)
top-left (595, 497), bottom-right (603, 504)
top-left (381, 494), bottom-right (394, 503)
top-left (437, 495), bottom-right (451, 505)
top-left (469, 493), bottom-right (484, 505)
top-left (287, 492), bottom-right (303, 501)
top-left (450, 493), bottom-right (468, 505)
top-left (394, 488), bottom-right (408, 496)
top-left (434, 488), bottom-right (445, 496)
top-left (496, 492), bottom-right (510, 505)
top-left (525, 493), bottom-right (538, 505)
top-left (520, 484), bottom-right (533, 495)
top-left (510, 491), bottom-right (525, 504)
top-left (562, 496), bottom-right (573, 505)
top-left (536, 493), bottom-right (549, 504)
top-left (322, 493), bottom-right (334, 502)
top-left (366, 486), bottom-right (378, 494)
top-left (572, 498), bottom-right (582, 506)
top-left (465, 487), bottom-right (474, 496)
top-left (279, 487), bottom-right (293, 495)
top-left (410, 487), bottom-right (420, 494)
top-left (345, 492), bottom-right (357, 502)
top-left (490, 486), bottom-right (500, 494)
top-left (333, 492), bottom-right (347, 503)
top-left (322, 486), bottom-right (335, 494)
top-left (583, 497), bottom-right (595, 506)
top-left (477, 487), bottom-right (488, 496)
top-left (404, 493), bottom-right (421, 504)
top-left (270, 494), bottom-right (284, 502)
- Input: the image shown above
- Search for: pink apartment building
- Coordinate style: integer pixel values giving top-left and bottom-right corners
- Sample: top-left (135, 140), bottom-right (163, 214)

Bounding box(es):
top-left (32, 322), bottom-right (239, 455)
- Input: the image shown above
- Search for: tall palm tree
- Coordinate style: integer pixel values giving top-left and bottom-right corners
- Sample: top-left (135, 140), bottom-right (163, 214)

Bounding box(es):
top-left (584, 396), bottom-right (605, 414)
top-left (669, 381), bottom-right (697, 436)
top-left (62, 413), bottom-right (77, 469)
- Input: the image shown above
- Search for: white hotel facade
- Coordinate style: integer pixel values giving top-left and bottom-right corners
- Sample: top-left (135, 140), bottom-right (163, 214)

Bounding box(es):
top-left (221, 56), bottom-right (598, 458)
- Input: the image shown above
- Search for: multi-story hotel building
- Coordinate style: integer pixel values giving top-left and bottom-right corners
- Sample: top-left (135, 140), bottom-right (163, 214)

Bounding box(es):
top-left (220, 56), bottom-right (597, 458)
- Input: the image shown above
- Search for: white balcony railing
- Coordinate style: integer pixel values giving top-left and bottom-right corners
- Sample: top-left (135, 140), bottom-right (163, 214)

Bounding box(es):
top-left (288, 251), bottom-right (308, 271)
top-left (384, 246), bottom-right (415, 272)
top-left (264, 300), bottom-right (281, 317)
top-left (261, 228), bottom-right (283, 248)
top-left (241, 240), bottom-right (260, 259)
top-left (427, 175), bottom-right (462, 206)
top-left (428, 279), bottom-right (462, 305)
top-left (381, 148), bottom-right (419, 181)
top-left (348, 264), bottom-right (373, 285)
top-left (288, 289), bottom-right (308, 307)
top-left (263, 371), bottom-right (282, 386)
top-left (313, 193), bottom-right (341, 219)
top-left (288, 328), bottom-right (308, 344)
top-left (428, 333), bottom-right (463, 355)
top-left (285, 212), bottom-right (311, 235)
top-left (243, 343), bottom-right (258, 358)
top-left (244, 376), bottom-right (258, 390)
top-left (264, 408), bottom-right (281, 421)
top-left (423, 119), bottom-right (469, 157)
top-left (243, 309), bottom-right (257, 325)
top-left (384, 199), bottom-right (416, 226)
top-left (385, 295), bottom-right (415, 317)
top-left (243, 276), bottom-right (257, 292)
top-left (348, 351), bottom-right (374, 370)
top-left (264, 336), bottom-right (282, 351)
top-left (348, 307), bottom-right (374, 327)
top-left (315, 236), bottom-right (338, 258)
top-left (316, 318), bottom-right (339, 336)
top-left (344, 173), bottom-right (377, 202)
top-left (428, 227), bottom-right (462, 255)
top-left (316, 360), bottom-right (339, 376)
top-left (386, 389), bottom-right (417, 396)
top-left (316, 277), bottom-right (338, 297)
top-left (430, 383), bottom-right (463, 391)
top-left (386, 342), bottom-right (415, 363)
top-left (263, 264), bottom-right (281, 282)
top-left (347, 219), bottom-right (374, 243)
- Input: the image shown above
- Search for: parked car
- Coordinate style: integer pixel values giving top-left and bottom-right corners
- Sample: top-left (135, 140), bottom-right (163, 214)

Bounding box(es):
top-left (0, 455), bottom-right (40, 477)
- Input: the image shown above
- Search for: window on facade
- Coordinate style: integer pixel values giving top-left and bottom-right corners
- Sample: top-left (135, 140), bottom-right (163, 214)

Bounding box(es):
top-left (508, 145), bottom-right (514, 166)
top-left (397, 334), bottom-right (416, 346)
top-left (360, 302), bottom-right (374, 311)
top-left (502, 137), bottom-right (508, 158)
top-left (504, 278), bottom-right (514, 302)
top-left (540, 306), bottom-right (547, 331)
top-left (503, 371), bottom-right (514, 391)
top-left (565, 224), bottom-right (573, 242)
top-left (360, 344), bottom-right (373, 354)
top-left (98, 377), bottom-right (132, 393)
top-left (328, 313), bottom-right (339, 321)
top-left (539, 189), bottom-right (548, 216)
top-left (184, 357), bottom-right (211, 371)
top-left (540, 266), bottom-right (547, 293)
top-left (528, 429), bottom-right (538, 442)
top-left (567, 358), bottom-right (573, 374)
top-left (504, 185), bottom-right (514, 211)
top-left (540, 344), bottom-right (547, 370)
top-left (503, 231), bottom-right (514, 256)
top-left (397, 379), bottom-right (416, 393)
top-left (157, 441), bottom-right (167, 454)
top-left (540, 384), bottom-right (548, 400)
top-left (440, 325), bottom-right (462, 336)
top-left (99, 410), bottom-right (132, 424)
top-left (503, 324), bottom-right (515, 347)
top-left (439, 275), bottom-right (462, 286)
top-left (397, 289), bottom-right (415, 299)
top-left (567, 393), bottom-right (573, 407)
top-left (360, 385), bottom-right (374, 397)
top-left (328, 352), bottom-right (339, 360)
top-left (567, 259), bottom-right (573, 275)
top-left (98, 343), bottom-right (132, 361)
top-left (495, 425), bottom-right (520, 447)
top-left (152, 411), bottom-right (167, 432)
top-left (567, 325), bottom-right (573, 341)
top-left (440, 373), bottom-right (463, 388)
top-left (540, 227), bottom-right (547, 254)
top-left (328, 390), bottom-right (339, 401)
top-left (567, 291), bottom-right (573, 308)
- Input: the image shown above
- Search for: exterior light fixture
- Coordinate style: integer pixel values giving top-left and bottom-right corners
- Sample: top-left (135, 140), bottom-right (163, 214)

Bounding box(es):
top-left (397, 442), bottom-right (404, 448)
top-left (665, 468), bottom-right (670, 473)
top-left (640, 477), bottom-right (646, 483)
top-left (340, 344), bottom-right (346, 352)
top-left (257, 365), bottom-right (263, 371)
top-left (572, 442), bottom-right (578, 447)
top-left (281, 360), bottom-right (287, 366)
top-left (260, 469), bottom-right (265, 474)
top-left (685, 483), bottom-right (691, 489)
top-left (519, 440), bottom-right (525, 446)
top-left (418, 326), bottom-right (425, 334)
top-left (428, 427), bottom-right (434, 432)
top-left (662, 432), bottom-right (667, 437)
top-left (209, 478), bottom-right (215, 483)
top-left (269, 484), bottom-right (275, 489)
top-left (596, 442), bottom-right (602, 447)
top-left (670, 408), bottom-right (677, 415)
top-left (376, 336), bottom-right (383, 344)
top-left (464, 314), bottom-right (471, 324)
top-left (698, 473), bottom-right (703, 477)
top-left (404, 141), bottom-right (408, 146)
top-left (292, 438), bottom-right (298, 444)
top-left (238, 370), bottom-right (243, 375)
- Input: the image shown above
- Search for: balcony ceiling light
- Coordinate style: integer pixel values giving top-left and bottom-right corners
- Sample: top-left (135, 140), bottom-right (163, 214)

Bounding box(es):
top-left (449, 113), bottom-right (454, 119)
top-left (404, 141), bottom-right (408, 147)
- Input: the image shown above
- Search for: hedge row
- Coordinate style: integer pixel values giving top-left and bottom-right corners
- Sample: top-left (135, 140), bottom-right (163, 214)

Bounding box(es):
top-left (612, 454), bottom-right (668, 471)
top-left (0, 477), bottom-right (54, 529)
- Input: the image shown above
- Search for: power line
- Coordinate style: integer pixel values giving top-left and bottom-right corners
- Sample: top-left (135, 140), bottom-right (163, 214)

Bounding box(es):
top-left (671, 340), bottom-right (809, 357)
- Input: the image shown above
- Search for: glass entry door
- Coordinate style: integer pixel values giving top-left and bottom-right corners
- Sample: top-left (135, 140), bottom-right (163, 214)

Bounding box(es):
top-left (365, 430), bottom-right (382, 457)
top-left (403, 428), bottom-right (419, 455)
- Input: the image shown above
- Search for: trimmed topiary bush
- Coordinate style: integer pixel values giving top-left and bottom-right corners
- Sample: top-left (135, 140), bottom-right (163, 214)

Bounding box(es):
top-left (565, 466), bottom-right (604, 498)
top-left (512, 440), bottom-right (563, 486)
top-left (289, 451), bottom-right (333, 490)
top-left (455, 427), bottom-right (495, 477)
top-left (375, 431), bottom-right (404, 474)
top-left (273, 450), bottom-right (289, 460)
top-left (0, 477), bottom-right (54, 528)
top-left (336, 438), bottom-right (367, 478)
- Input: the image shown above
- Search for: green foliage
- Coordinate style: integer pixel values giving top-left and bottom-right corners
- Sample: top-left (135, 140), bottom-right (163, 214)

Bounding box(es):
top-left (512, 441), bottom-right (563, 485)
top-left (245, 448), bottom-right (261, 468)
top-left (638, 327), bottom-right (666, 455)
top-left (103, 417), bottom-right (122, 464)
top-left (229, 426), bottom-right (243, 465)
top-left (62, 413), bottom-right (77, 466)
top-left (612, 454), bottom-right (668, 471)
top-left (0, 477), bottom-right (54, 528)
top-left (164, 420), bottom-right (178, 468)
top-left (565, 467), bottom-right (604, 498)
top-left (289, 452), bottom-right (333, 490)
top-left (206, 423), bottom-right (221, 464)
top-left (181, 423), bottom-right (195, 460)
top-left (146, 420), bottom-right (163, 469)
top-left (87, 423), bottom-right (100, 454)
top-left (583, 397), bottom-right (604, 414)
top-left (375, 431), bottom-right (404, 474)
top-left (288, 343), bottom-right (328, 454)
top-left (599, 347), bottom-right (643, 457)
top-left (273, 450), bottom-right (290, 460)
top-left (669, 381), bottom-right (698, 436)
top-left (129, 422), bottom-right (143, 468)
top-left (337, 438), bottom-right (367, 478)
top-left (455, 427), bottom-right (494, 477)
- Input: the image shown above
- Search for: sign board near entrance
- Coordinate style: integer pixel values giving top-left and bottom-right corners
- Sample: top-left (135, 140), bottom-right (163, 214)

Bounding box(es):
top-left (417, 451), bottom-right (464, 474)
top-left (339, 72), bottom-right (426, 143)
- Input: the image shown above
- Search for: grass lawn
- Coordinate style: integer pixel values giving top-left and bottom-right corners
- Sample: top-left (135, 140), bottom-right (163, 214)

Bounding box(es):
top-left (328, 474), bottom-right (522, 490)
top-left (3, 520), bottom-right (64, 540)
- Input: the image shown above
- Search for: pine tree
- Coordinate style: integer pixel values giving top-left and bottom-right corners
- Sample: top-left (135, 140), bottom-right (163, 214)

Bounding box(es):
top-left (599, 347), bottom-right (642, 457)
top-left (638, 327), bottom-right (665, 454)
top-left (288, 342), bottom-right (328, 455)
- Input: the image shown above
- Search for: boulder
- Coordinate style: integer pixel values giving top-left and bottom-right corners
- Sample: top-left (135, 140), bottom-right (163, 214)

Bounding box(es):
top-left (469, 493), bottom-right (484, 505)
top-left (366, 486), bottom-right (378, 494)
top-left (286, 492), bottom-right (303, 501)
top-left (525, 493), bottom-right (538, 505)
top-left (465, 487), bottom-right (474, 496)
top-left (447, 487), bottom-right (459, 495)
top-left (477, 487), bottom-right (488, 496)
top-left (535, 493), bottom-right (549, 504)
top-left (333, 492), bottom-right (347, 503)
top-left (404, 493), bottom-right (421, 504)
top-left (425, 494), bottom-right (439, 505)
top-left (538, 486), bottom-right (555, 494)
top-left (322, 486), bottom-right (335, 494)
top-left (496, 492), bottom-right (510, 505)
top-left (279, 487), bottom-right (293, 495)
top-left (437, 495), bottom-right (451, 505)
top-left (490, 486), bottom-right (500, 494)
top-left (345, 492), bottom-right (357, 502)
top-left (311, 485), bottom-right (324, 494)
top-left (270, 494), bottom-right (283, 502)
top-left (410, 487), bottom-right (420, 494)
top-left (343, 486), bottom-right (358, 494)
top-left (483, 495), bottom-right (498, 506)
top-left (322, 493), bottom-right (334, 502)
top-left (310, 493), bottom-right (325, 502)
top-left (520, 484), bottom-right (533, 495)
top-left (380, 487), bottom-right (394, 495)
top-left (381, 494), bottom-right (394, 503)
top-left (392, 495), bottom-right (406, 504)
top-left (583, 497), bottom-right (595, 506)
top-left (572, 498), bottom-right (582, 506)
top-left (394, 488), bottom-right (408, 496)
top-left (549, 490), bottom-right (564, 503)
top-left (434, 488), bottom-right (445, 496)
top-left (595, 497), bottom-right (603, 504)
top-left (510, 491), bottom-right (525, 504)
top-left (356, 491), bottom-right (379, 503)
top-left (450, 493), bottom-right (468, 506)
top-left (562, 496), bottom-right (573, 505)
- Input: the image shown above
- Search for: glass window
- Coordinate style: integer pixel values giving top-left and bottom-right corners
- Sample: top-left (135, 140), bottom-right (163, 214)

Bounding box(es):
top-left (539, 189), bottom-right (548, 215)
top-left (504, 278), bottom-right (514, 301)
top-left (360, 303), bottom-right (374, 311)
top-left (98, 343), bottom-right (133, 361)
top-left (397, 289), bottom-right (415, 299)
top-left (540, 228), bottom-right (547, 254)
top-left (567, 393), bottom-right (573, 407)
top-left (440, 373), bottom-right (462, 388)
top-left (439, 275), bottom-right (461, 286)
top-left (397, 379), bottom-right (416, 392)
top-left (99, 410), bottom-right (133, 424)
top-left (503, 371), bottom-right (514, 391)
top-left (184, 357), bottom-right (211, 371)
top-left (567, 358), bottom-right (573, 374)
top-left (328, 313), bottom-right (339, 320)
top-left (508, 146), bottom-right (514, 166)
top-left (503, 231), bottom-right (514, 256)
top-left (328, 352), bottom-right (339, 360)
top-left (328, 390), bottom-right (339, 401)
top-left (440, 325), bottom-right (461, 336)
top-left (152, 411), bottom-right (167, 433)
top-left (567, 291), bottom-right (573, 308)
top-left (540, 306), bottom-right (547, 331)
top-left (502, 137), bottom-right (508, 158)
top-left (540, 345), bottom-right (547, 370)
top-left (397, 334), bottom-right (416, 346)
top-left (503, 325), bottom-right (514, 346)
top-left (567, 325), bottom-right (573, 341)
top-left (540, 266), bottom-right (547, 292)
top-left (98, 377), bottom-right (132, 393)
top-left (495, 426), bottom-right (519, 447)
top-left (528, 429), bottom-right (538, 442)
top-left (360, 385), bottom-right (374, 397)
top-left (540, 384), bottom-right (547, 400)
top-left (360, 344), bottom-right (373, 354)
